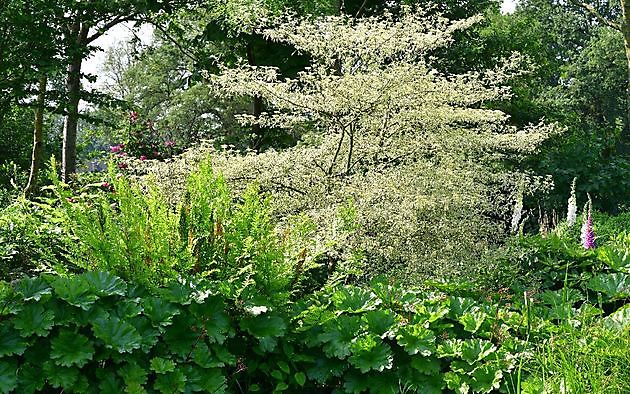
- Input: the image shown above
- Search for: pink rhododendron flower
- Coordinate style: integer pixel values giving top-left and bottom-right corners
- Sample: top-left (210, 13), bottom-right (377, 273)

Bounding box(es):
top-left (110, 144), bottom-right (122, 153)
top-left (130, 111), bottom-right (139, 122)
top-left (139, 155), bottom-right (147, 161)
top-left (165, 140), bottom-right (176, 147)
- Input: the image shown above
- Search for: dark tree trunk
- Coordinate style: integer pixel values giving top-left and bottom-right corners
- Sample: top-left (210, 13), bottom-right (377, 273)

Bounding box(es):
top-left (24, 75), bottom-right (47, 197)
top-left (61, 23), bottom-right (88, 182)
top-left (622, 0), bottom-right (630, 144)
top-left (246, 42), bottom-right (263, 150)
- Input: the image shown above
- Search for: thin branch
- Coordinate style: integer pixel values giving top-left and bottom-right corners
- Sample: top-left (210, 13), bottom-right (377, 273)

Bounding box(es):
top-left (151, 22), bottom-right (200, 64)
top-left (568, 0), bottom-right (621, 30)
top-left (86, 15), bottom-right (138, 43)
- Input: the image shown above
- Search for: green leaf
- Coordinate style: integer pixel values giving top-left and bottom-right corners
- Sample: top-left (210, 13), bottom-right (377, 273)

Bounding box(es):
top-left (163, 315), bottom-right (198, 357)
top-left (190, 296), bottom-right (230, 344)
top-left (118, 362), bottom-right (148, 388)
top-left (52, 276), bottom-right (98, 310)
top-left (153, 370), bottom-right (186, 393)
top-left (470, 363), bottom-right (503, 393)
top-left (128, 316), bottom-right (160, 352)
top-left (363, 309), bottom-right (396, 337)
top-left (444, 371), bottom-right (470, 394)
top-left (81, 271), bottom-right (127, 297)
top-left (588, 273), bottom-right (630, 299)
top-left (396, 323), bottom-right (436, 356)
top-left (278, 361), bottom-right (290, 374)
top-left (43, 361), bottom-right (79, 390)
top-left (194, 367), bottom-right (226, 393)
top-left (331, 286), bottom-right (381, 313)
top-left (460, 339), bottom-right (496, 364)
top-left (458, 308), bottom-right (488, 334)
top-left (318, 315), bottom-right (362, 359)
top-left (410, 355), bottom-right (442, 375)
top-left (142, 297), bottom-right (180, 327)
top-left (449, 297), bottom-right (477, 318)
top-left (240, 313), bottom-right (287, 338)
top-left (436, 339), bottom-right (462, 359)
top-left (17, 363), bottom-right (45, 393)
top-left (92, 317), bottom-right (142, 353)
top-left (348, 334), bottom-right (393, 373)
top-left (150, 357), bottom-right (176, 374)
top-left (603, 304), bottom-right (630, 331)
top-left (0, 324), bottom-right (29, 357)
top-left (597, 245), bottom-right (630, 273)
top-left (0, 360), bottom-right (18, 393)
top-left (14, 277), bottom-right (51, 301)
top-left (294, 372), bottom-right (306, 386)
top-left (97, 371), bottom-right (122, 394)
top-left (50, 330), bottom-right (94, 367)
top-left (12, 303), bottom-right (55, 337)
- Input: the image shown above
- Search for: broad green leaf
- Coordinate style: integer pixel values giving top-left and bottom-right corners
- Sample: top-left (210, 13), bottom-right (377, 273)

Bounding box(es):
top-left (460, 339), bottom-right (496, 364)
top-left (150, 357), bottom-right (176, 374)
top-left (0, 324), bottom-right (29, 356)
top-left (277, 360), bottom-right (290, 374)
top-left (153, 370), bottom-right (186, 393)
top-left (182, 365), bottom-right (226, 393)
top-left (118, 362), bottom-right (148, 387)
top-left (163, 315), bottom-right (198, 357)
top-left (396, 323), bottom-right (436, 356)
top-left (294, 372), bottom-right (306, 386)
top-left (192, 342), bottom-right (215, 368)
top-left (444, 371), bottom-right (470, 394)
top-left (43, 361), bottom-right (79, 390)
top-left (50, 330), bottom-right (94, 367)
top-left (458, 308), bottom-right (488, 334)
top-left (588, 273), bottom-right (630, 299)
top-left (81, 271), bottom-right (127, 296)
top-left (240, 313), bottom-right (287, 338)
top-left (128, 316), bottom-right (160, 352)
top-left (318, 316), bottom-right (362, 359)
top-left (0, 360), bottom-right (18, 393)
top-left (306, 357), bottom-right (346, 383)
top-left (348, 334), bottom-right (393, 373)
top-left (142, 297), bottom-right (180, 328)
top-left (97, 370), bottom-right (123, 394)
top-left (363, 309), bottom-right (396, 337)
top-left (436, 339), bottom-right (462, 359)
top-left (470, 363), bottom-right (503, 393)
top-left (449, 297), bottom-right (477, 318)
top-left (410, 355), bottom-right (442, 375)
top-left (157, 282), bottom-right (193, 305)
top-left (92, 317), bottom-right (142, 353)
top-left (17, 363), bottom-right (45, 393)
top-left (603, 304), bottom-right (630, 331)
top-left (14, 277), bottom-right (51, 301)
top-left (597, 245), bottom-right (630, 273)
top-left (12, 303), bottom-right (55, 337)
top-left (331, 286), bottom-right (381, 313)
top-left (52, 276), bottom-right (98, 310)
top-left (114, 299), bottom-right (144, 319)
top-left (190, 296), bottom-right (230, 344)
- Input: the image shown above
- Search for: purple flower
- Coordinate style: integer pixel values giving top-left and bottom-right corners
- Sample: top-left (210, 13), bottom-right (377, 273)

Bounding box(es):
top-left (110, 144), bottom-right (122, 153)
top-left (581, 203), bottom-right (596, 249)
top-left (165, 140), bottom-right (176, 147)
top-left (139, 155), bottom-right (147, 161)
top-left (130, 111), bottom-right (139, 122)
top-left (118, 162), bottom-right (128, 169)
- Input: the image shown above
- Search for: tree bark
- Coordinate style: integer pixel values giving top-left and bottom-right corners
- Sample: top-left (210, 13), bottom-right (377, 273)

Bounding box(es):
top-left (61, 23), bottom-right (88, 182)
top-left (621, 0), bottom-right (630, 143)
top-left (24, 75), bottom-right (47, 197)
top-left (246, 42), bottom-right (263, 150)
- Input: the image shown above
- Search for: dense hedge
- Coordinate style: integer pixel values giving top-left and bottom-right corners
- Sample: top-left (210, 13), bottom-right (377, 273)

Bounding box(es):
top-left (0, 272), bottom-right (534, 393)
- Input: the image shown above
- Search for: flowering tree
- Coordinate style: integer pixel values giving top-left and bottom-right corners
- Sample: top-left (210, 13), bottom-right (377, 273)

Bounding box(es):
top-left (198, 9), bottom-right (560, 281)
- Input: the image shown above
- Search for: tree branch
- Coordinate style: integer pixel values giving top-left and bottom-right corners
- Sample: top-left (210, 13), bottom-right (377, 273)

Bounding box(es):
top-left (568, 0), bottom-right (621, 30)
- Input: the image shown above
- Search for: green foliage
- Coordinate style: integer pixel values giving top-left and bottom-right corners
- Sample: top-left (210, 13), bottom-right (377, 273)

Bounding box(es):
top-left (0, 197), bottom-right (74, 281)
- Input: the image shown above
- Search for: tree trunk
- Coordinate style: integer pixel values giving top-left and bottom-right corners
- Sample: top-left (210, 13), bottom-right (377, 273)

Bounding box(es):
top-left (246, 42), bottom-right (263, 150)
top-left (24, 75), bottom-right (47, 197)
top-left (622, 0), bottom-right (630, 144)
top-left (61, 23), bottom-right (88, 182)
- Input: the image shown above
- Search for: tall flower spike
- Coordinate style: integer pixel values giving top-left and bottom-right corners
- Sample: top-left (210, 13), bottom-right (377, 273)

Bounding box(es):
top-left (580, 196), bottom-right (596, 249)
top-left (567, 177), bottom-right (577, 227)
